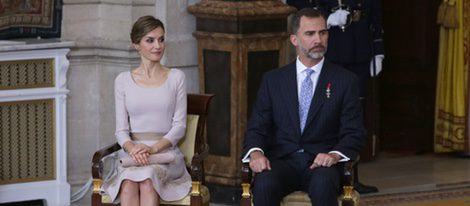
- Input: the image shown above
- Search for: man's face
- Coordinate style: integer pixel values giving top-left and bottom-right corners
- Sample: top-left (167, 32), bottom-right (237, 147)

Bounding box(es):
top-left (290, 16), bottom-right (328, 61)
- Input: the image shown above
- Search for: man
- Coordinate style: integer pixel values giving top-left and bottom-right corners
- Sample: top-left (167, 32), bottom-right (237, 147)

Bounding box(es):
top-left (242, 8), bottom-right (365, 206)
top-left (286, 0), bottom-right (385, 90)
top-left (287, 0), bottom-right (385, 194)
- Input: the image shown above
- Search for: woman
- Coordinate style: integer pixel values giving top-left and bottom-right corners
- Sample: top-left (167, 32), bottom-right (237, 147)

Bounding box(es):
top-left (103, 15), bottom-right (191, 206)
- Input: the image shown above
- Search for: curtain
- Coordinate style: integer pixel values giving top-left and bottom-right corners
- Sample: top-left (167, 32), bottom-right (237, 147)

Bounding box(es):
top-left (434, 0), bottom-right (469, 152)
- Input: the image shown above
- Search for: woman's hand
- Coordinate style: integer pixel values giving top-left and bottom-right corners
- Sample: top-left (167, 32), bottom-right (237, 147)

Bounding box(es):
top-left (129, 143), bottom-right (151, 155)
top-left (131, 152), bottom-right (150, 165)
top-left (125, 142), bottom-right (152, 165)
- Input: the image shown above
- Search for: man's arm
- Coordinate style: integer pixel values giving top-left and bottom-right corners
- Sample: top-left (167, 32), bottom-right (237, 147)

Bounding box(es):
top-left (242, 74), bottom-right (275, 173)
top-left (333, 75), bottom-right (366, 159)
top-left (243, 74), bottom-right (274, 157)
top-left (310, 75), bottom-right (364, 169)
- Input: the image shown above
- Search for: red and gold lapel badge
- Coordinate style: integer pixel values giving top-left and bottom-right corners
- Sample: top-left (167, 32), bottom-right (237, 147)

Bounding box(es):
top-left (326, 83), bottom-right (331, 99)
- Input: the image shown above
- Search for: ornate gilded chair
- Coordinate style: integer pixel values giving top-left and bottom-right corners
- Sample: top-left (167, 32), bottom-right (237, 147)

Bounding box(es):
top-left (92, 94), bottom-right (214, 206)
top-left (240, 158), bottom-right (360, 206)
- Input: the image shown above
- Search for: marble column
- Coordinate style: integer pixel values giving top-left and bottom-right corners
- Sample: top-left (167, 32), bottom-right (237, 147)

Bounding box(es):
top-left (189, 0), bottom-right (295, 203)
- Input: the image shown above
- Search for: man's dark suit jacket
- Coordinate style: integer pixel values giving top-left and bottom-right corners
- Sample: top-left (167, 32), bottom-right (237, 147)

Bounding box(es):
top-left (243, 60), bottom-right (365, 160)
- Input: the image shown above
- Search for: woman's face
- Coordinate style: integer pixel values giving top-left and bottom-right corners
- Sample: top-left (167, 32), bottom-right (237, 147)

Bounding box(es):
top-left (135, 27), bottom-right (165, 63)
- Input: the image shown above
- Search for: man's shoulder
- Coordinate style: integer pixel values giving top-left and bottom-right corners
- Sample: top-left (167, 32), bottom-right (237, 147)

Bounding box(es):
top-left (263, 61), bottom-right (295, 78)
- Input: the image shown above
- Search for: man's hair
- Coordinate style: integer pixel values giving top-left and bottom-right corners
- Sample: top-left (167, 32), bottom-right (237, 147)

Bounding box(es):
top-left (130, 15), bottom-right (165, 44)
top-left (290, 8), bottom-right (326, 35)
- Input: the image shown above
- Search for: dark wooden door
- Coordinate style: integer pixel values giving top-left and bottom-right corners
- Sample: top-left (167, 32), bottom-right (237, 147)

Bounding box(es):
top-left (379, 0), bottom-right (440, 153)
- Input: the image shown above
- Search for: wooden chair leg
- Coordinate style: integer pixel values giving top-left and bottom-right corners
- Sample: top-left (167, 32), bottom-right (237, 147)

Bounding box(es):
top-left (241, 198), bottom-right (252, 206)
top-left (190, 195), bottom-right (203, 206)
top-left (341, 199), bottom-right (355, 206)
top-left (92, 193), bottom-right (102, 206)
top-left (240, 182), bottom-right (252, 206)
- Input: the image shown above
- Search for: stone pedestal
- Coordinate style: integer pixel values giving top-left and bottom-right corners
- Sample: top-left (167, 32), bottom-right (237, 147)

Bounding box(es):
top-left (188, 0), bottom-right (295, 202)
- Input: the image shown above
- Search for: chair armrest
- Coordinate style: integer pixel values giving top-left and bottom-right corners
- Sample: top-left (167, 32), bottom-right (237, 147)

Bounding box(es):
top-left (92, 143), bottom-right (121, 164)
top-left (91, 142), bottom-right (121, 195)
top-left (341, 156), bottom-right (360, 206)
top-left (188, 143), bottom-right (209, 198)
top-left (240, 163), bottom-right (253, 206)
top-left (342, 156), bottom-right (359, 187)
top-left (190, 143), bottom-right (209, 182)
top-left (241, 163), bottom-right (252, 184)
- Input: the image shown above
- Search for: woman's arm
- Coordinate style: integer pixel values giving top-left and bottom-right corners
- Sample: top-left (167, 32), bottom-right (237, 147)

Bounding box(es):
top-left (115, 74), bottom-right (132, 147)
top-left (152, 70), bottom-right (187, 153)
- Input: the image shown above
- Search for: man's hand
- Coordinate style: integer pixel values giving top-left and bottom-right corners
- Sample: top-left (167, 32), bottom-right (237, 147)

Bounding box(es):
top-left (249, 151), bottom-right (271, 173)
top-left (310, 153), bottom-right (341, 169)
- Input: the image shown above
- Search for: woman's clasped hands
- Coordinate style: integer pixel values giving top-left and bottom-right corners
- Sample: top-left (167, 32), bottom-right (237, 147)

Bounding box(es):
top-left (128, 143), bottom-right (152, 166)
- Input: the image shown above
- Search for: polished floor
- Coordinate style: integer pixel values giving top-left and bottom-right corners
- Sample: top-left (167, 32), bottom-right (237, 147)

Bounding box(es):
top-left (358, 151), bottom-right (470, 195)
top-left (211, 151), bottom-right (470, 206)
top-left (71, 151), bottom-right (470, 206)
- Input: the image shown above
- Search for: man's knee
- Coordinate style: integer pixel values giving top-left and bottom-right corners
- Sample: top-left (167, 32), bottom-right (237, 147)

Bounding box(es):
top-left (253, 171), bottom-right (282, 194)
top-left (252, 171), bottom-right (284, 205)
top-left (308, 167), bottom-right (341, 197)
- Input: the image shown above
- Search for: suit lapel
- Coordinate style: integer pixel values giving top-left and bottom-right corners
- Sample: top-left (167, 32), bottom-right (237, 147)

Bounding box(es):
top-left (280, 62), bottom-right (302, 136)
top-left (305, 60), bottom-right (334, 129)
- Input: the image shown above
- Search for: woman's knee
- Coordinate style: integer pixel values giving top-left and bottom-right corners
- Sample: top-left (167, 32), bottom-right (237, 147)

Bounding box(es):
top-left (121, 180), bottom-right (139, 196)
top-left (139, 179), bottom-right (156, 194)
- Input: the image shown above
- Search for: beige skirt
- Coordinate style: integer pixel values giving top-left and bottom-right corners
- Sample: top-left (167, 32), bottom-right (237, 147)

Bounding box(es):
top-left (102, 133), bottom-right (191, 203)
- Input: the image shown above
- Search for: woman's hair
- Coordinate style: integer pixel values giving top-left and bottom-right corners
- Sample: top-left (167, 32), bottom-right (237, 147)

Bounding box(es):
top-left (130, 15), bottom-right (165, 44)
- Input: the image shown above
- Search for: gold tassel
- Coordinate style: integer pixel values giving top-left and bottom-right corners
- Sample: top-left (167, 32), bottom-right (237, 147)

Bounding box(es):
top-left (437, 0), bottom-right (448, 24)
top-left (443, 0), bottom-right (460, 28)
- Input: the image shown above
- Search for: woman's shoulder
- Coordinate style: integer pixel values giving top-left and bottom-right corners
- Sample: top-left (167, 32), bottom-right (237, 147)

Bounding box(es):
top-left (115, 71), bottom-right (132, 83)
top-left (168, 68), bottom-right (186, 81)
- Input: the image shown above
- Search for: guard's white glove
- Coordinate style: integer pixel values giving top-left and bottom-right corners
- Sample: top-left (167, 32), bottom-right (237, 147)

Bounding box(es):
top-left (370, 55), bottom-right (384, 76)
top-left (327, 9), bottom-right (350, 28)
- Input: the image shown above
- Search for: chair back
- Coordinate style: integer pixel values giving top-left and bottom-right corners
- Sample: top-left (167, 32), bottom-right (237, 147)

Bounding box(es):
top-left (177, 94), bottom-right (214, 167)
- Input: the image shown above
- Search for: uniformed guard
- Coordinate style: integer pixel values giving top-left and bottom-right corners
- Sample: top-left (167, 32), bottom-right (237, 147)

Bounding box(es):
top-left (318, 0), bottom-right (385, 97)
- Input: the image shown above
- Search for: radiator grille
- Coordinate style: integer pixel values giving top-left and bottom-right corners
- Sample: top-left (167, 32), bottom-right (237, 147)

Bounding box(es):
top-left (0, 59), bottom-right (55, 90)
top-left (0, 99), bottom-right (55, 184)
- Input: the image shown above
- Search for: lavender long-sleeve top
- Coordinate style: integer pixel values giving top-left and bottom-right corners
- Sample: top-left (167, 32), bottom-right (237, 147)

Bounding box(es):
top-left (114, 69), bottom-right (187, 147)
